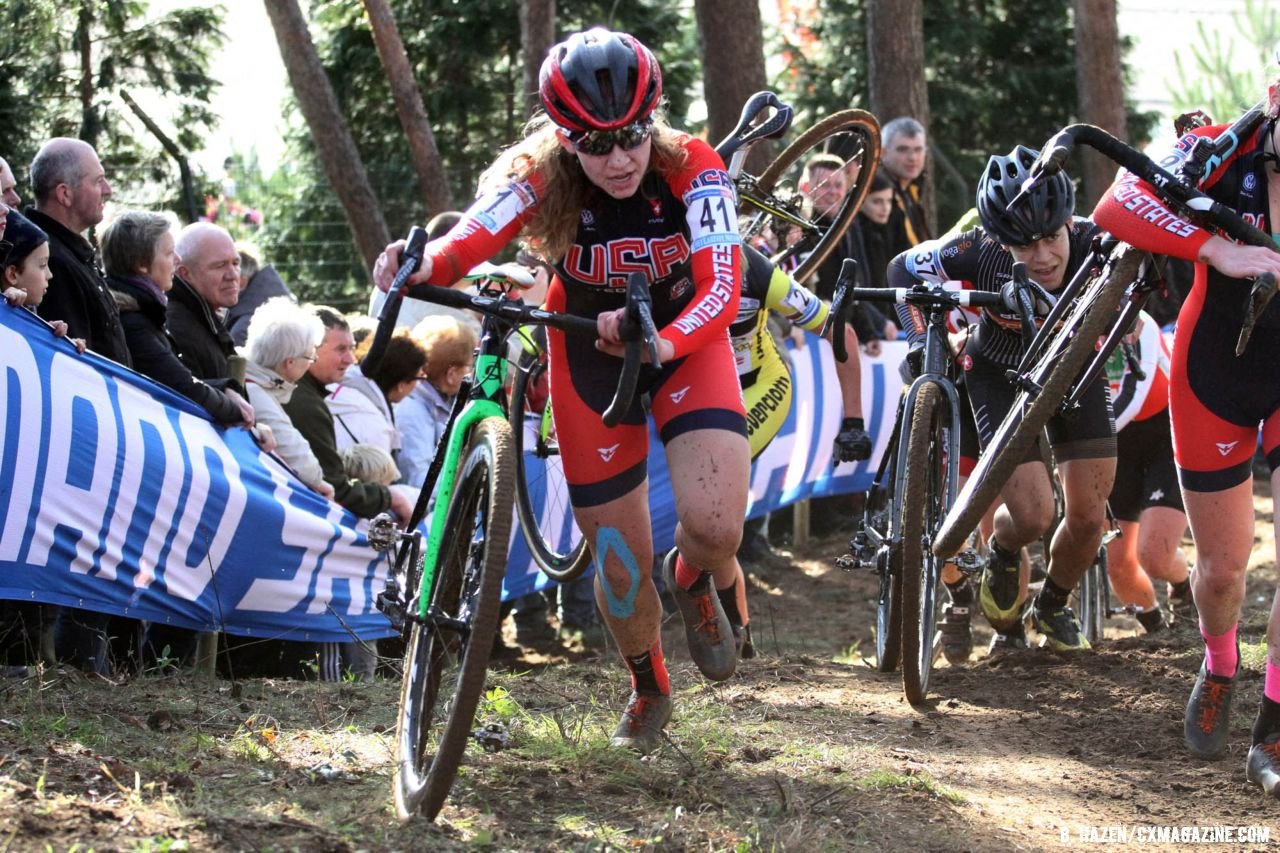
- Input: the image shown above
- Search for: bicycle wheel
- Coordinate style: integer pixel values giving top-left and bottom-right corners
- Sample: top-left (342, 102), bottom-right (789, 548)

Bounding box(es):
top-left (745, 109), bottom-right (880, 285)
top-left (1074, 546), bottom-right (1109, 645)
top-left (933, 245), bottom-right (1143, 558)
top-left (393, 418), bottom-right (515, 821)
top-left (900, 382), bottom-right (949, 704)
top-left (509, 349), bottom-right (591, 581)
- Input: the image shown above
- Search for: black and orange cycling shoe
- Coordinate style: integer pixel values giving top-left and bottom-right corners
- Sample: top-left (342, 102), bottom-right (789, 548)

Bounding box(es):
top-left (1185, 660), bottom-right (1235, 760)
top-left (663, 549), bottom-right (737, 681)
top-left (609, 690), bottom-right (673, 754)
top-left (1246, 733), bottom-right (1280, 796)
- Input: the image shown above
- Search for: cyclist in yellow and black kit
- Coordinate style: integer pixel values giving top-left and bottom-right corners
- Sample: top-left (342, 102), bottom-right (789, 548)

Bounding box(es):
top-left (723, 244), bottom-right (871, 655)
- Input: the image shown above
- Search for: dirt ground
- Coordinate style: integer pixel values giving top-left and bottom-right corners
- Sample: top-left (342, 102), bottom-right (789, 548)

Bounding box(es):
top-left (2, 482), bottom-right (1279, 851)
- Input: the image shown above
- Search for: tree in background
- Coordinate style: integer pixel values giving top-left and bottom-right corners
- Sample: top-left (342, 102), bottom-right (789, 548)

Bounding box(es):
top-left (783, 0), bottom-right (1154, 230)
top-left (866, 0), bottom-right (931, 233)
top-left (696, 0), bottom-right (772, 173)
top-left (0, 0), bottom-right (223, 212)
top-left (1073, 0), bottom-right (1128, 209)
top-left (260, 0), bottom-right (698, 309)
top-left (1168, 0), bottom-right (1279, 125)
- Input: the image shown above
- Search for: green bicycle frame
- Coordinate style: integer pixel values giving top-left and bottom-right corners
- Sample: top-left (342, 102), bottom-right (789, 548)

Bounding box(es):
top-left (415, 349), bottom-right (507, 618)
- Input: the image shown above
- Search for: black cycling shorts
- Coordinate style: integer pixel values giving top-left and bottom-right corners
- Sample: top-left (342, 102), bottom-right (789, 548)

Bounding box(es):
top-left (962, 343), bottom-right (1116, 463)
top-left (1109, 407), bottom-right (1183, 521)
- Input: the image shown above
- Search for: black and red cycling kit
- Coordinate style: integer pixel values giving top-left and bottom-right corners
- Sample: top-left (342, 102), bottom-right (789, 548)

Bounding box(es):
top-left (1094, 122), bottom-right (1280, 491)
top-left (1104, 313), bottom-right (1182, 521)
top-left (886, 219), bottom-right (1116, 464)
top-left (413, 134), bottom-right (746, 506)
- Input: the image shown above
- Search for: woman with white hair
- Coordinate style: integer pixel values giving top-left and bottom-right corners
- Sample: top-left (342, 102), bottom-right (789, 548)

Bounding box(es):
top-left (242, 296), bottom-right (334, 499)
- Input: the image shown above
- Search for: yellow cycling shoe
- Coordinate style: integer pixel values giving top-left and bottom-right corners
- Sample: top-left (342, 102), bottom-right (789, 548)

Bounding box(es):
top-left (978, 541), bottom-right (1022, 631)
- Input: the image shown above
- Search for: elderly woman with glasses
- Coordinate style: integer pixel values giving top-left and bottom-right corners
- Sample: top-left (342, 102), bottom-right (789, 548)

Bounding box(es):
top-left (326, 327), bottom-right (428, 462)
top-left (242, 296), bottom-right (333, 498)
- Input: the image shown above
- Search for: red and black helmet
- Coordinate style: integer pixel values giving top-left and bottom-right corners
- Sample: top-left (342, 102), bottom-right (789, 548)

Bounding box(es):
top-left (538, 28), bottom-right (662, 133)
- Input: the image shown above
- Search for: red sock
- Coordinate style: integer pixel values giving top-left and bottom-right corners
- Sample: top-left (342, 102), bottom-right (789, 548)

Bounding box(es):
top-left (1267, 661), bottom-right (1280, 704)
top-left (1200, 622), bottom-right (1238, 677)
top-left (674, 553), bottom-right (705, 591)
top-left (623, 641), bottom-right (670, 695)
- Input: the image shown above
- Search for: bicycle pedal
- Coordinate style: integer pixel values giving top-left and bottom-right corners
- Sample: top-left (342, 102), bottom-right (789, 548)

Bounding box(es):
top-left (375, 581), bottom-right (408, 632)
top-left (472, 722), bottom-right (510, 752)
top-left (950, 546), bottom-right (985, 577)
top-left (366, 512), bottom-right (401, 552)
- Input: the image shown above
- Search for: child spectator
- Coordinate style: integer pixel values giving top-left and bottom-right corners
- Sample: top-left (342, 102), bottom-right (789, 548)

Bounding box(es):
top-left (2, 209), bottom-right (85, 351)
top-left (340, 442), bottom-right (400, 486)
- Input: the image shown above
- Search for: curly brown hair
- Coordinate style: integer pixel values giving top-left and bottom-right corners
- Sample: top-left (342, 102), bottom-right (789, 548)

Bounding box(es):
top-left (478, 112), bottom-right (689, 261)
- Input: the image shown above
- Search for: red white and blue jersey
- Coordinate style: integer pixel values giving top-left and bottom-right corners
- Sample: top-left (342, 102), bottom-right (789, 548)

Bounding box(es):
top-left (421, 133), bottom-right (743, 360)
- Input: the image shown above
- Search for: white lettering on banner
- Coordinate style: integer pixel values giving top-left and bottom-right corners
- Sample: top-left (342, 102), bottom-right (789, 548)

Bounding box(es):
top-left (102, 391), bottom-right (189, 588)
top-left (0, 325), bottom-right (44, 563)
top-left (234, 468), bottom-right (349, 614)
top-left (28, 352), bottom-right (120, 574)
top-left (160, 411), bottom-right (249, 601)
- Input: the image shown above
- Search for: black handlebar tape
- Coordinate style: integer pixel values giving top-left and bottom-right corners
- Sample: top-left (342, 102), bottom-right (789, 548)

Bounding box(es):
top-left (364, 226), bottom-right (428, 373)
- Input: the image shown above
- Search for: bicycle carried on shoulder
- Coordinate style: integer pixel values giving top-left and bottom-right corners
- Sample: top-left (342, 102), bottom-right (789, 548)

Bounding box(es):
top-left (715, 91), bottom-right (881, 285)
top-left (364, 230), bottom-right (658, 821)
top-left (931, 101), bottom-right (1279, 561)
top-left (833, 262), bottom-right (1015, 703)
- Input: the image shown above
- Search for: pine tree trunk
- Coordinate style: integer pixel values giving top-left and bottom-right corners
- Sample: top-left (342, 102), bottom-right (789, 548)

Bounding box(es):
top-left (1073, 0), bottom-right (1128, 210)
top-left (695, 0), bottom-right (772, 172)
top-left (520, 0), bottom-right (556, 120)
top-left (263, 0), bottom-right (390, 276)
top-left (363, 0), bottom-right (454, 214)
top-left (866, 0), bottom-right (933, 234)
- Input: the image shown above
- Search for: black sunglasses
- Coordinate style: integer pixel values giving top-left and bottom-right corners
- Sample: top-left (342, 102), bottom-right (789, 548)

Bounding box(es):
top-left (568, 120), bottom-right (654, 156)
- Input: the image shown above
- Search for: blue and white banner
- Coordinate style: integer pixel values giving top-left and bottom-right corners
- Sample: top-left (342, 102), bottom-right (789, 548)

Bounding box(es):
top-left (0, 304), bottom-right (393, 642)
top-left (0, 301), bottom-right (903, 635)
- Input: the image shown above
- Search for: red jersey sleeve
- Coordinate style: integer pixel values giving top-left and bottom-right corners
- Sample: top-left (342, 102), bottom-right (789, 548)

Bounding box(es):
top-left (660, 136), bottom-right (743, 360)
top-left (420, 174), bottom-right (545, 287)
top-left (1091, 127), bottom-right (1218, 262)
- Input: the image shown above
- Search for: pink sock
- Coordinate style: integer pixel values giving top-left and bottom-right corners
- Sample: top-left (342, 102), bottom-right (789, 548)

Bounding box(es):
top-left (1266, 661), bottom-right (1280, 704)
top-left (674, 554), bottom-right (704, 590)
top-left (1200, 622), bottom-right (1238, 677)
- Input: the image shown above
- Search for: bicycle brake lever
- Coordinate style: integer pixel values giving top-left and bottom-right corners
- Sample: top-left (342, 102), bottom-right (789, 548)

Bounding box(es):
top-left (365, 225), bottom-right (428, 373)
top-left (830, 258), bottom-right (860, 363)
top-left (1236, 272), bottom-right (1277, 356)
top-left (1010, 136), bottom-right (1073, 210)
top-left (603, 272), bottom-right (656, 428)
top-left (714, 91), bottom-right (794, 162)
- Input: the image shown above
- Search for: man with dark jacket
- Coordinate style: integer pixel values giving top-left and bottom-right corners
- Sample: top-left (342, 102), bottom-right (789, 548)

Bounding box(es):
top-left (26, 138), bottom-right (131, 366)
top-left (169, 222), bottom-right (242, 382)
top-left (284, 307), bottom-right (412, 524)
top-left (24, 139), bottom-right (132, 674)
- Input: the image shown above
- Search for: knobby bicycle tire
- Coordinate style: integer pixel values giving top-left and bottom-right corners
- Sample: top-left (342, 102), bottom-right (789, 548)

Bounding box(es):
top-left (900, 381), bottom-right (947, 704)
top-left (751, 109), bottom-right (881, 285)
top-left (393, 418), bottom-right (515, 821)
top-left (933, 245), bottom-right (1143, 558)
top-left (509, 351), bottom-right (592, 581)
top-left (871, 475), bottom-right (904, 673)
top-left (1074, 546), bottom-right (1109, 645)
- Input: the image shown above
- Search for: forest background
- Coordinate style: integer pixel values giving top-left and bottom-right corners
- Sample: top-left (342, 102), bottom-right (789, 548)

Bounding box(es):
top-left (1, 0), bottom-right (1276, 313)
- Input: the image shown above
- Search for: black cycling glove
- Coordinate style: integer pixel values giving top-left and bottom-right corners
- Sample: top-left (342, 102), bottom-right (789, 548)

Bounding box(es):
top-left (833, 416), bottom-right (873, 463)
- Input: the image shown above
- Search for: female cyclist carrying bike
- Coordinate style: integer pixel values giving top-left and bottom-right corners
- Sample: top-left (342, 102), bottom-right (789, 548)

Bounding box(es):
top-left (887, 145), bottom-right (1116, 653)
top-left (1094, 80), bottom-right (1280, 796)
top-left (374, 28), bottom-right (749, 754)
